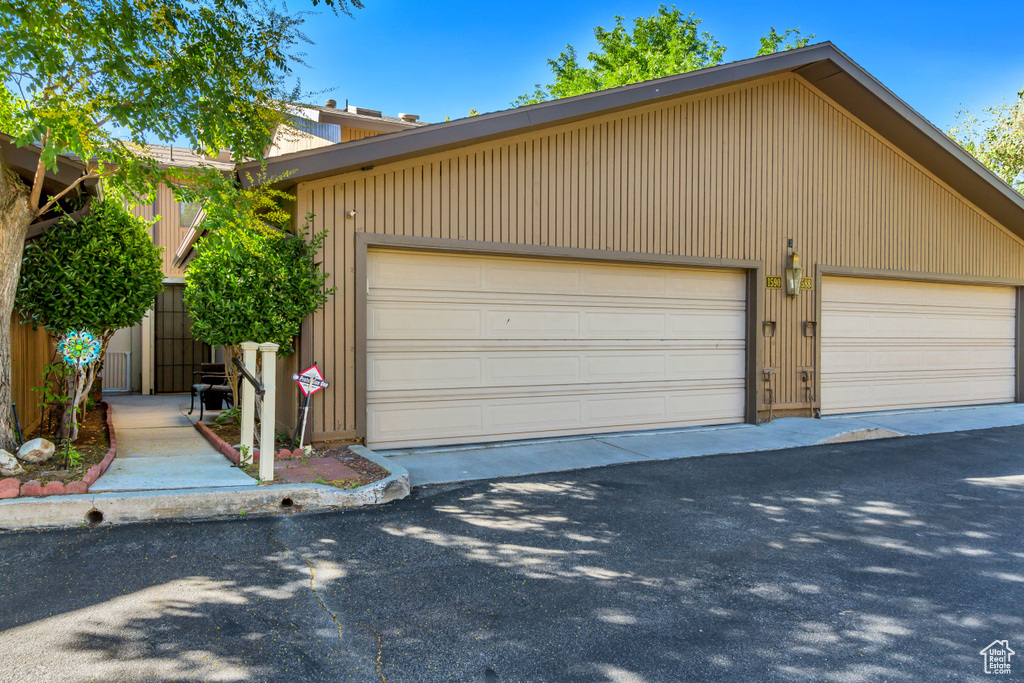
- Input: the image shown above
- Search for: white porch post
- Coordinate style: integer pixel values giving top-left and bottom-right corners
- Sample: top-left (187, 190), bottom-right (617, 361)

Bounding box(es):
top-left (140, 310), bottom-right (154, 395)
top-left (239, 341), bottom-right (259, 465)
top-left (258, 342), bottom-right (279, 483)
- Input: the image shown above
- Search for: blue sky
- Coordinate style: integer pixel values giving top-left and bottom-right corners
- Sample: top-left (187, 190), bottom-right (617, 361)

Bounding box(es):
top-left (293, 0), bottom-right (1023, 131)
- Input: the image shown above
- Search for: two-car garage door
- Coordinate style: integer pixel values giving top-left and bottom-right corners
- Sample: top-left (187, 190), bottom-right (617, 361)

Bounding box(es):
top-left (820, 276), bottom-right (1017, 414)
top-left (366, 250), bottom-right (748, 449)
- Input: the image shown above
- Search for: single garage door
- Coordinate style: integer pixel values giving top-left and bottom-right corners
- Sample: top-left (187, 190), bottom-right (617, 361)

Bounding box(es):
top-left (366, 250), bottom-right (748, 449)
top-left (820, 276), bottom-right (1016, 415)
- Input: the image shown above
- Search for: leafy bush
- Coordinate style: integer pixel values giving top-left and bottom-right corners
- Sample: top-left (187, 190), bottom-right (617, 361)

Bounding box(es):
top-left (17, 199), bottom-right (164, 439)
top-left (184, 183), bottom-right (334, 400)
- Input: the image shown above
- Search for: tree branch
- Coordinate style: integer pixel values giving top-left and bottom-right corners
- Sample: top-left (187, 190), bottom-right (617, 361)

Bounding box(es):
top-left (34, 170), bottom-right (99, 218)
top-left (28, 130), bottom-right (50, 210)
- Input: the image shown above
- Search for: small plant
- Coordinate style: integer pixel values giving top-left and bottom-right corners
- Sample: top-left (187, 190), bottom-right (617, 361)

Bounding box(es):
top-left (61, 440), bottom-right (84, 469)
top-left (66, 446), bottom-right (84, 468)
top-left (313, 476), bottom-right (329, 485)
top-left (31, 360), bottom-right (72, 437)
top-left (215, 407), bottom-right (241, 426)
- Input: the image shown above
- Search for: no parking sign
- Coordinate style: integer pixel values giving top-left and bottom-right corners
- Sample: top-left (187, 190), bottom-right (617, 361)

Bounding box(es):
top-left (291, 364), bottom-right (330, 449)
top-left (293, 364), bottom-right (330, 396)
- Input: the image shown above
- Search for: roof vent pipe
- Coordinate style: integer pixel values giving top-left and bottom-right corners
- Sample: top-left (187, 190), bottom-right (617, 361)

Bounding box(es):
top-left (398, 113), bottom-right (420, 123)
top-left (325, 99), bottom-right (337, 108)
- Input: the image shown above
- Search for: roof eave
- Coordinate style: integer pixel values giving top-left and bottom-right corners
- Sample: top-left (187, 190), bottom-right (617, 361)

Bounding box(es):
top-left (243, 42), bottom-right (1024, 236)
top-left (241, 45), bottom-right (826, 188)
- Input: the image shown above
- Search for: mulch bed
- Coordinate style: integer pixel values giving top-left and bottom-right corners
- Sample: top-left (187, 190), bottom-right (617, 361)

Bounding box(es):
top-left (16, 404), bottom-right (111, 485)
top-left (204, 419), bottom-right (291, 454)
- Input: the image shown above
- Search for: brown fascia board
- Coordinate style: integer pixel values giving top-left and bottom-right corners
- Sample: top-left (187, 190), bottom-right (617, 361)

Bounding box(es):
top-left (316, 110), bottom-right (420, 133)
top-left (1, 134), bottom-right (89, 196)
top-left (793, 57), bottom-right (1024, 235)
top-left (243, 42), bottom-right (1024, 237)
top-left (242, 44), bottom-right (833, 187)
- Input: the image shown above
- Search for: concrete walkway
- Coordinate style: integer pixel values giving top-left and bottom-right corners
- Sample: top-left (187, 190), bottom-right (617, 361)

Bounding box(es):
top-left (381, 402), bottom-right (1024, 486)
top-left (91, 394), bottom-right (256, 492)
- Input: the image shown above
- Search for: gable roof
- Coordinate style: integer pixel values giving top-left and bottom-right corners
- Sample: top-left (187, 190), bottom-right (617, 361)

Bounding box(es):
top-left (293, 102), bottom-right (428, 129)
top-left (243, 42), bottom-right (1024, 238)
top-left (145, 143), bottom-right (235, 171)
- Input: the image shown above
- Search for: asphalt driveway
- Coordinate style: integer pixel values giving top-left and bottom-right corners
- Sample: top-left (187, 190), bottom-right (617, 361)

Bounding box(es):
top-left (1, 425), bottom-right (1022, 682)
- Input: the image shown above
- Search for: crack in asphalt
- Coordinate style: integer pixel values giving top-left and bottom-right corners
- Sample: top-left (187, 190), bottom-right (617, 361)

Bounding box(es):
top-left (268, 527), bottom-right (387, 681)
top-left (267, 528), bottom-right (347, 648)
top-left (360, 622), bottom-right (386, 683)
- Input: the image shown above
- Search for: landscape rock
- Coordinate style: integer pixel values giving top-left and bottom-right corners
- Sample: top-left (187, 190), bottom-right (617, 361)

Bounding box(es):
top-left (0, 449), bottom-right (24, 477)
top-left (17, 438), bottom-right (56, 464)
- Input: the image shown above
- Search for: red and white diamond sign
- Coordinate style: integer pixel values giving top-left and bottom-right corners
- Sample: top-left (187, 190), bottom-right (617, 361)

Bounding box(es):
top-left (293, 365), bottom-right (330, 397)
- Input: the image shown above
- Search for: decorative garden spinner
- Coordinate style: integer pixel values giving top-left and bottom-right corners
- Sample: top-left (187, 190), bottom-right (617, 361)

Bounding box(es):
top-left (58, 330), bottom-right (102, 367)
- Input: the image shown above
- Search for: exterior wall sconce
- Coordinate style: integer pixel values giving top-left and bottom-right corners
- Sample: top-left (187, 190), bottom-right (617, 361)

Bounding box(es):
top-left (785, 251), bottom-right (803, 296)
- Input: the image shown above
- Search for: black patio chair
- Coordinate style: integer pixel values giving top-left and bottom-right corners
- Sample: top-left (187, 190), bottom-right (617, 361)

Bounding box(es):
top-left (189, 363), bottom-right (234, 421)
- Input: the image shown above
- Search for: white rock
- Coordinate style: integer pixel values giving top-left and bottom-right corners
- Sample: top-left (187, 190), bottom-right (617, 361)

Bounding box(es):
top-left (17, 437), bottom-right (56, 464)
top-left (0, 449), bottom-right (24, 477)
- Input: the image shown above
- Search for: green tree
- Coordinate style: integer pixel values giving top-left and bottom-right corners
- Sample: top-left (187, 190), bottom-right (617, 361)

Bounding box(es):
top-left (514, 6), bottom-right (725, 106)
top-left (0, 0), bottom-right (360, 450)
top-left (184, 183), bottom-right (334, 401)
top-left (756, 26), bottom-right (814, 56)
top-left (949, 88), bottom-right (1024, 193)
top-left (16, 200), bottom-right (164, 439)
top-left (514, 5), bottom-right (814, 106)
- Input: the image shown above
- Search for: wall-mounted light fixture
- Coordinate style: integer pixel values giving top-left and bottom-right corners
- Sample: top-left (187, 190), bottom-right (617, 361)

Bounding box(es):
top-left (346, 209), bottom-right (357, 219)
top-left (785, 251), bottom-right (803, 296)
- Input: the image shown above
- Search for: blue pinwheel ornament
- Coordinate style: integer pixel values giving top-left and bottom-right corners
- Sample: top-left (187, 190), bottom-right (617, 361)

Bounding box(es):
top-left (58, 330), bottom-right (102, 367)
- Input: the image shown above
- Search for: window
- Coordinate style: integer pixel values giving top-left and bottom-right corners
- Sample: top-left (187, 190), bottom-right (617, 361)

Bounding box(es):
top-left (179, 200), bottom-right (203, 230)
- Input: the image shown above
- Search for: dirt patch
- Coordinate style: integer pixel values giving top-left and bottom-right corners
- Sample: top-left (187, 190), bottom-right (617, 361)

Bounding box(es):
top-left (237, 448), bottom-right (390, 489)
top-left (204, 419), bottom-right (291, 453)
top-left (17, 404), bottom-right (111, 485)
top-left (326, 447), bottom-right (390, 483)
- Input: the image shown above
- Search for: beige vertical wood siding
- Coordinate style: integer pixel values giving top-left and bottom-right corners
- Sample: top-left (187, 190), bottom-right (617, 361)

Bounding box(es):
top-left (11, 312), bottom-right (53, 434)
top-left (340, 127), bottom-right (379, 143)
top-left (297, 72), bottom-right (1024, 441)
top-left (136, 185), bottom-right (187, 279)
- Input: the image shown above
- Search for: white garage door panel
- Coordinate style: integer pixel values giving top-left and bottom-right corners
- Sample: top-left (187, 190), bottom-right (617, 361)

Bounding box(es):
top-left (368, 384), bottom-right (746, 446)
top-left (367, 250), bottom-right (748, 448)
top-left (820, 277), bottom-right (1016, 415)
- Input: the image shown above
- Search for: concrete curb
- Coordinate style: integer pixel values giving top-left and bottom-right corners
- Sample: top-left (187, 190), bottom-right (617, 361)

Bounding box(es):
top-left (0, 444), bottom-right (410, 531)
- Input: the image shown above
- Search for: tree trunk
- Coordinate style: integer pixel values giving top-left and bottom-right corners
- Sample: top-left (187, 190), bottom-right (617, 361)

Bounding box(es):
top-left (0, 159), bottom-right (35, 452)
top-left (56, 337), bottom-right (110, 442)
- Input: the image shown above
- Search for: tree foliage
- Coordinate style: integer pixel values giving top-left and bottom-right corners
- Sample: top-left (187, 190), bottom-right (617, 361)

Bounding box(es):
top-left (0, 0), bottom-right (336, 450)
top-left (17, 200), bottom-right (164, 335)
top-left (756, 27), bottom-right (813, 56)
top-left (16, 199), bottom-right (164, 439)
top-left (0, 0), bottom-right (310, 211)
top-left (184, 183), bottom-right (334, 363)
top-left (514, 5), bottom-right (813, 106)
top-left (949, 88), bottom-right (1024, 193)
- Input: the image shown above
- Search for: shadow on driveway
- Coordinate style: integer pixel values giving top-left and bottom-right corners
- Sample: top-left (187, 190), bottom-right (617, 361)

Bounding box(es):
top-left (1, 425), bottom-right (1022, 682)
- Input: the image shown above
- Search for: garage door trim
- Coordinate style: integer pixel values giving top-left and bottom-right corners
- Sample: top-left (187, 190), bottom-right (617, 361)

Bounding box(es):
top-left (814, 265), bottom-right (1024, 412)
top-left (354, 233), bottom-right (764, 442)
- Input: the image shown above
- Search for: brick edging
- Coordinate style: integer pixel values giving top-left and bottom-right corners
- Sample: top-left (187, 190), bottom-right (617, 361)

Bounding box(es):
top-left (194, 420), bottom-right (305, 470)
top-left (0, 401), bottom-right (118, 499)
